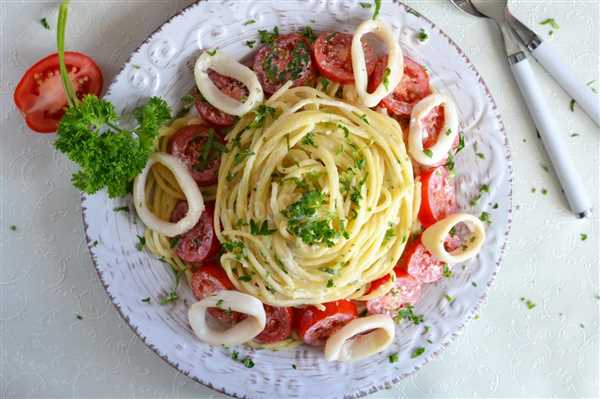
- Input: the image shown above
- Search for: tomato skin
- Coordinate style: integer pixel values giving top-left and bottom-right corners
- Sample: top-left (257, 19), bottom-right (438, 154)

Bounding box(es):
top-left (254, 305), bottom-right (294, 343)
top-left (13, 52), bottom-right (103, 133)
top-left (369, 56), bottom-right (430, 117)
top-left (254, 33), bottom-right (316, 94)
top-left (190, 263), bottom-right (242, 325)
top-left (397, 236), bottom-right (445, 283)
top-left (297, 300), bottom-right (357, 346)
top-left (170, 202), bottom-right (220, 263)
top-left (167, 125), bottom-right (222, 186)
top-left (313, 32), bottom-right (376, 84)
top-left (418, 165), bottom-right (457, 228)
top-left (366, 269), bottom-right (422, 316)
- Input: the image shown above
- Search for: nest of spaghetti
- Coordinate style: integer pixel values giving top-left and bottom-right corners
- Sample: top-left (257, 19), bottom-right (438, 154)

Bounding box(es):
top-left (215, 84), bottom-right (416, 307)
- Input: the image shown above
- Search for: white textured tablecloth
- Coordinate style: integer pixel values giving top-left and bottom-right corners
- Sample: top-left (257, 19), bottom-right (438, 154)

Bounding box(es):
top-left (1, 1), bottom-right (598, 397)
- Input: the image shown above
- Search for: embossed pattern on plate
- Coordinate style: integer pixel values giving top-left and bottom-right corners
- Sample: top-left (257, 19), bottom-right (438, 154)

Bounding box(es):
top-left (82, 1), bottom-right (512, 398)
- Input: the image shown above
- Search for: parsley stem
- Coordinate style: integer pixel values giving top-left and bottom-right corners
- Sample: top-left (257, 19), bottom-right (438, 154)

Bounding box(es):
top-left (57, 0), bottom-right (78, 107)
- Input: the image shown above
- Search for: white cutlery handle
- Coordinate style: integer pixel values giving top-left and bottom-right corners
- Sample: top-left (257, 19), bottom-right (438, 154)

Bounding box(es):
top-left (531, 41), bottom-right (600, 126)
top-left (510, 58), bottom-right (592, 218)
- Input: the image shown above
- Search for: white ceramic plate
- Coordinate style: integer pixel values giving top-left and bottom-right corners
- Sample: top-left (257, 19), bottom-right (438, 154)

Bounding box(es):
top-left (82, 1), bottom-right (513, 398)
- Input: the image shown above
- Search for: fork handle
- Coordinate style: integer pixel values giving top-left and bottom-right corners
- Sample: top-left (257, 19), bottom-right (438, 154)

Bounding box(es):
top-left (531, 40), bottom-right (600, 126)
top-left (510, 57), bottom-right (592, 218)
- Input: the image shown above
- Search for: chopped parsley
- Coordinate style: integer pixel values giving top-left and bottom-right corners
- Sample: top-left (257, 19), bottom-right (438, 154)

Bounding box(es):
top-left (571, 133), bottom-right (580, 137)
top-left (326, 279), bottom-right (335, 288)
top-left (541, 164), bottom-right (550, 173)
top-left (320, 77), bottom-right (330, 91)
top-left (444, 294), bottom-right (454, 303)
top-left (258, 26), bottom-right (279, 44)
top-left (283, 191), bottom-right (339, 247)
top-left (241, 357), bottom-right (255, 368)
top-left (445, 152), bottom-right (455, 172)
top-left (292, 364), bottom-right (297, 369)
top-left (9, 225), bottom-right (17, 231)
top-left (302, 25), bottom-right (316, 42)
top-left (76, 314), bottom-right (83, 320)
top-left (195, 129), bottom-right (226, 171)
top-left (394, 304), bottom-right (423, 325)
top-left (455, 132), bottom-right (465, 153)
top-left (423, 148), bottom-right (433, 158)
top-left (541, 188), bottom-right (548, 195)
top-left (569, 99), bottom-right (576, 111)
top-left (160, 269), bottom-right (184, 305)
top-left (245, 40), bottom-right (256, 48)
top-left (520, 297), bottom-right (536, 310)
top-left (302, 132), bottom-right (317, 147)
top-left (479, 211), bottom-right (491, 224)
top-left (135, 235), bottom-right (146, 251)
top-left (91, 240), bottom-right (98, 247)
top-left (353, 112), bottom-right (370, 125)
top-left (442, 264), bottom-right (453, 278)
top-left (250, 220), bottom-right (276, 236)
top-left (206, 49), bottom-right (217, 56)
top-left (233, 148), bottom-right (255, 166)
top-left (480, 184), bottom-right (490, 193)
top-left (216, 299), bottom-right (225, 308)
top-left (169, 236), bottom-right (180, 249)
top-left (223, 240), bottom-right (245, 261)
top-left (411, 347), bottom-right (425, 358)
top-left (416, 29), bottom-right (429, 42)
top-left (243, 19), bottom-right (256, 26)
top-left (40, 18), bottom-right (51, 30)
top-left (383, 226), bottom-right (396, 244)
top-left (446, 128), bottom-right (452, 136)
top-left (239, 275), bottom-right (252, 282)
top-left (580, 233), bottom-right (588, 241)
top-left (471, 282), bottom-right (477, 287)
top-left (492, 203), bottom-right (499, 209)
top-left (359, 2), bottom-right (372, 8)
top-left (113, 206), bottom-right (130, 213)
top-left (249, 104), bottom-right (276, 129)
top-left (372, 0), bottom-right (382, 19)
top-left (540, 18), bottom-right (560, 30)
top-left (382, 67), bottom-right (391, 90)
top-left (476, 152), bottom-right (485, 159)
top-left (388, 353), bottom-right (399, 363)
top-left (141, 297), bottom-right (151, 303)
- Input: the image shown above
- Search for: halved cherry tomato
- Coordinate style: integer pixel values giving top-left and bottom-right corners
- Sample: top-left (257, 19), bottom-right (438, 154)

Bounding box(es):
top-left (313, 32), bottom-right (376, 84)
top-left (170, 201), bottom-right (220, 263)
top-left (369, 56), bottom-right (430, 117)
top-left (190, 263), bottom-right (242, 325)
top-left (297, 300), bottom-right (357, 346)
top-left (195, 70), bottom-right (247, 127)
top-left (418, 165), bottom-right (457, 227)
top-left (255, 305), bottom-right (294, 343)
top-left (366, 269), bottom-right (422, 317)
top-left (254, 33), bottom-right (316, 94)
top-left (167, 125), bottom-right (223, 186)
top-left (397, 235), bottom-right (446, 283)
top-left (13, 52), bottom-right (103, 133)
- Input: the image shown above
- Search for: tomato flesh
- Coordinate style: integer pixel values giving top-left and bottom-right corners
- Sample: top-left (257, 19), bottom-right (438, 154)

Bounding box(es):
top-left (297, 300), bottom-right (357, 346)
top-left (313, 32), bottom-right (376, 84)
top-left (13, 52), bottom-right (103, 133)
top-left (196, 70), bottom-right (247, 127)
top-left (418, 165), bottom-right (457, 227)
top-left (190, 263), bottom-right (242, 325)
top-left (366, 269), bottom-right (422, 317)
top-left (170, 202), bottom-right (220, 263)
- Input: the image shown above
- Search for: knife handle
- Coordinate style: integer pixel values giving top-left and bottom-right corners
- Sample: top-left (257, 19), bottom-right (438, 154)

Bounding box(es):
top-left (510, 57), bottom-right (592, 218)
top-left (531, 41), bottom-right (600, 126)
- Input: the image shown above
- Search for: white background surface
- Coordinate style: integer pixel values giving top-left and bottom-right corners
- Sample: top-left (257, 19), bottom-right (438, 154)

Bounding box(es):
top-left (1, 0), bottom-right (598, 398)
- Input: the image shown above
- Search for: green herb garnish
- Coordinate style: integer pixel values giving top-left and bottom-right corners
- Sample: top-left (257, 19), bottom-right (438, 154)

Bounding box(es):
top-left (250, 220), bottom-right (276, 236)
top-left (540, 18), bottom-right (560, 30)
top-left (195, 128), bottom-right (226, 171)
top-left (388, 353), bottom-right (399, 363)
top-left (479, 211), bottom-right (491, 224)
top-left (207, 49), bottom-right (217, 56)
top-left (223, 240), bottom-right (245, 261)
top-left (444, 294), bottom-right (454, 303)
top-left (580, 233), bottom-right (588, 241)
top-left (245, 40), bottom-right (256, 48)
top-left (258, 26), bottom-right (279, 44)
top-left (372, 0), bottom-right (382, 19)
top-left (382, 67), bottom-right (391, 90)
top-left (383, 226), bottom-right (396, 244)
top-left (320, 77), bottom-right (330, 91)
top-left (520, 297), bottom-right (536, 310)
top-left (326, 279), bottom-right (335, 288)
top-left (283, 191), bottom-right (339, 247)
top-left (569, 99), bottom-right (576, 111)
top-left (302, 25), bottom-right (316, 42)
top-left (141, 297), bottom-right (151, 303)
top-left (239, 275), bottom-right (252, 282)
top-left (416, 29), bottom-right (428, 42)
top-left (234, 148), bottom-right (255, 166)
top-left (243, 19), bottom-right (256, 26)
top-left (9, 225), bottom-right (17, 231)
top-left (394, 304), bottom-right (424, 325)
top-left (302, 132), bottom-right (317, 147)
top-left (113, 206), bottom-right (129, 213)
top-left (442, 264), bottom-right (453, 278)
top-left (249, 104), bottom-right (276, 129)
top-left (359, 2), bottom-right (371, 8)
top-left (41, 18), bottom-right (51, 30)
top-left (411, 347), bottom-right (425, 358)
top-left (455, 132), bottom-right (465, 153)
top-left (135, 235), bottom-right (146, 251)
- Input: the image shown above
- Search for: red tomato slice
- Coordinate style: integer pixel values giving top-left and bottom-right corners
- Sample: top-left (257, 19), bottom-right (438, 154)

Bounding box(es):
top-left (369, 56), bottom-right (430, 117)
top-left (190, 263), bottom-right (242, 325)
top-left (195, 70), bottom-right (247, 127)
top-left (254, 305), bottom-right (294, 344)
top-left (167, 125), bottom-right (223, 186)
top-left (254, 33), bottom-right (316, 94)
top-left (397, 236), bottom-right (445, 283)
top-left (418, 165), bottom-right (457, 227)
top-left (313, 32), bottom-right (376, 84)
top-left (13, 52), bottom-right (103, 133)
top-left (297, 300), bottom-right (357, 346)
top-left (170, 202), bottom-right (220, 263)
top-left (366, 269), bottom-right (422, 317)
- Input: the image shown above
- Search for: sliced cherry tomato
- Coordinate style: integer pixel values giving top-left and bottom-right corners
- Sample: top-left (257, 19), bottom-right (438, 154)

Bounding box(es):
top-left (195, 70), bottom-right (247, 127)
top-left (167, 125), bottom-right (223, 186)
top-left (313, 32), bottom-right (376, 84)
top-left (13, 52), bottom-right (103, 133)
top-left (254, 33), bottom-right (316, 94)
top-left (170, 202), bottom-right (220, 263)
top-left (421, 105), bottom-right (446, 148)
top-left (397, 235), bottom-right (445, 283)
top-left (297, 300), bottom-right (357, 346)
top-left (369, 56), bottom-right (430, 117)
top-left (418, 165), bottom-right (457, 227)
top-left (366, 269), bottom-right (422, 317)
top-left (254, 305), bottom-right (294, 343)
top-left (190, 263), bottom-right (242, 325)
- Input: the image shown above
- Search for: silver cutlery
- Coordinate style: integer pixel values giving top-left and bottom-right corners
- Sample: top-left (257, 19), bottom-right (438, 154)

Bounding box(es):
top-left (450, 0), bottom-right (592, 218)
